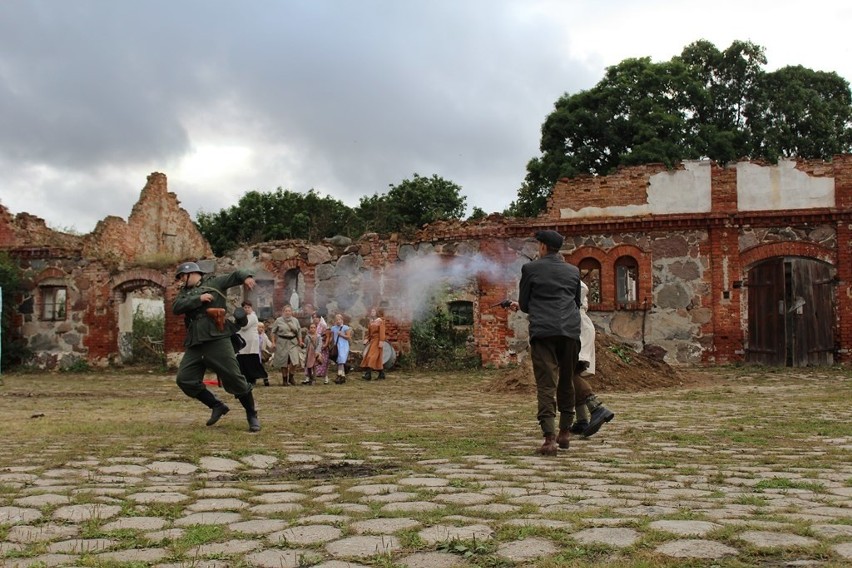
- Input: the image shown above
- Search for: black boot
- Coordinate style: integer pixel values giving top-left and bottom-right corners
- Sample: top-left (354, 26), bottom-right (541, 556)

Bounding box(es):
top-left (377, 370), bottom-right (385, 380)
top-left (196, 390), bottom-right (230, 426)
top-left (237, 391), bottom-right (261, 432)
top-left (362, 370), bottom-right (372, 381)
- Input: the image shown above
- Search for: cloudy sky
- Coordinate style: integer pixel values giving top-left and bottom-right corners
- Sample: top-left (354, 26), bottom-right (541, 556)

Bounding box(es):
top-left (1, 0), bottom-right (851, 233)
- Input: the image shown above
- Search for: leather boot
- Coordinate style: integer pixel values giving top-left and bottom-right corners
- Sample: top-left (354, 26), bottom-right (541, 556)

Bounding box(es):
top-left (377, 370), bottom-right (385, 380)
top-left (583, 405), bottom-right (615, 438)
top-left (536, 434), bottom-right (558, 456)
top-left (362, 370), bottom-right (372, 381)
top-left (556, 428), bottom-right (571, 449)
top-left (196, 390), bottom-right (229, 426)
top-left (237, 391), bottom-right (261, 432)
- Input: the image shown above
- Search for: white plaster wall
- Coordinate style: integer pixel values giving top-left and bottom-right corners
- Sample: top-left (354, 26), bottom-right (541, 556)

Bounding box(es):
top-left (560, 160), bottom-right (712, 218)
top-left (737, 160), bottom-right (835, 211)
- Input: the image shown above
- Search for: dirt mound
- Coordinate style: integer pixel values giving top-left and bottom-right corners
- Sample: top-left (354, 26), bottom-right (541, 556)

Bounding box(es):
top-left (487, 334), bottom-right (702, 394)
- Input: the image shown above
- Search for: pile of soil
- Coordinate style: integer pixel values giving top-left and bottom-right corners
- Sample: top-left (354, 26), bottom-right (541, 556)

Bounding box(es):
top-left (487, 334), bottom-right (705, 394)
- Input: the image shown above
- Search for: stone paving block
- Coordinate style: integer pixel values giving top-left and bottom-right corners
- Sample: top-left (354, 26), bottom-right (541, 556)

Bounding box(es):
top-left (199, 456), bottom-right (244, 471)
top-left (228, 518), bottom-right (289, 534)
top-left (2, 553), bottom-right (76, 567)
top-left (194, 538), bottom-right (262, 556)
top-left (251, 491), bottom-right (308, 503)
top-left (128, 491), bottom-right (189, 504)
top-left (174, 511), bottom-right (243, 526)
top-left (245, 548), bottom-right (324, 567)
top-left (52, 503), bottom-right (121, 522)
top-left (398, 476), bottom-right (451, 487)
top-left (241, 454), bottom-right (279, 468)
top-left (98, 464), bottom-right (149, 475)
top-left (0, 542), bottom-right (24, 554)
top-left (502, 518), bottom-right (572, 530)
top-left (326, 535), bottom-right (402, 558)
top-left (737, 531), bottom-right (819, 549)
top-left (313, 561), bottom-right (372, 568)
top-left (381, 500), bottom-right (441, 513)
top-left (351, 517), bottom-right (421, 534)
top-left (648, 520), bottom-right (722, 536)
top-left (101, 516), bottom-right (168, 531)
top-left (47, 537), bottom-right (117, 553)
top-left (249, 502), bottom-right (304, 515)
top-left (811, 524), bottom-right (852, 538)
top-left (655, 538), bottom-right (739, 559)
top-left (269, 524), bottom-right (343, 545)
top-left (194, 487), bottom-right (248, 497)
top-left (834, 542), bottom-right (852, 559)
top-left (297, 513), bottom-right (351, 524)
top-left (434, 492), bottom-right (493, 505)
top-left (147, 460), bottom-right (198, 475)
top-left (0, 506), bottom-right (42, 525)
top-left (6, 523), bottom-right (79, 543)
top-left (497, 537), bottom-right (559, 561)
top-left (13, 493), bottom-right (71, 507)
top-left (467, 503), bottom-right (521, 515)
top-left (360, 491), bottom-right (418, 503)
top-left (145, 528), bottom-right (186, 541)
top-left (572, 527), bottom-right (640, 548)
top-left (156, 561), bottom-right (230, 568)
top-left (348, 483), bottom-right (400, 494)
top-left (96, 547), bottom-right (169, 563)
top-left (418, 524), bottom-right (493, 545)
top-left (398, 551), bottom-right (466, 567)
top-left (187, 497), bottom-right (249, 511)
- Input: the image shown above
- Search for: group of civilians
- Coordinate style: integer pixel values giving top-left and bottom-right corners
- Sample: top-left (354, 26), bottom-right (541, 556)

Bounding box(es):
top-left (236, 302), bottom-right (387, 386)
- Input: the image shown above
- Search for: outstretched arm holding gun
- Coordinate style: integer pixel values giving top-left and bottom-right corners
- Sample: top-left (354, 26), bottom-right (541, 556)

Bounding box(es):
top-left (492, 299), bottom-right (520, 311)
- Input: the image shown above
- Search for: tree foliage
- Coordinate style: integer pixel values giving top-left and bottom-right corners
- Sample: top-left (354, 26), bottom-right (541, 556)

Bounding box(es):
top-left (509, 39), bottom-right (852, 217)
top-left (0, 252), bottom-right (27, 369)
top-left (197, 188), bottom-right (360, 256)
top-left (356, 173), bottom-right (467, 236)
top-left (196, 174), bottom-right (467, 255)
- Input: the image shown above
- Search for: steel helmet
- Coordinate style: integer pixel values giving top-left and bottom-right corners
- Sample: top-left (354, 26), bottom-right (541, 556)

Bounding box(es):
top-left (174, 261), bottom-right (205, 280)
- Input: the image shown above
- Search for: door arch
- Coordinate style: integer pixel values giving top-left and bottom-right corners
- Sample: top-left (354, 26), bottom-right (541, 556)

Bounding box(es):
top-left (746, 257), bottom-right (835, 366)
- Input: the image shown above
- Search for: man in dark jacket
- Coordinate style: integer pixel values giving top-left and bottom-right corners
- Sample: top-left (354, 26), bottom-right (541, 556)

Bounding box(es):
top-left (173, 262), bottom-right (261, 432)
top-left (510, 230), bottom-right (581, 455)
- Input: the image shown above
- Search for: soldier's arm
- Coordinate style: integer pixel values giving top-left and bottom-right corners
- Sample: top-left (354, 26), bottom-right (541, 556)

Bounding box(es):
top-left (172, 291), bottom-right (202, 315)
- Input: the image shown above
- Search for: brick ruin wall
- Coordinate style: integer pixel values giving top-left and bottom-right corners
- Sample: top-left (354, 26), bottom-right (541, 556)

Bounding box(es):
top-left (4, 157), bottom-right (852, 369)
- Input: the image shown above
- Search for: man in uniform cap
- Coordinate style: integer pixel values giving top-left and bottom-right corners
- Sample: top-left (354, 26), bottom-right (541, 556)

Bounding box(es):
top-left (510, 230), bottom-right (581, 455)
top-left (173, 261), bottom-right (261, 432)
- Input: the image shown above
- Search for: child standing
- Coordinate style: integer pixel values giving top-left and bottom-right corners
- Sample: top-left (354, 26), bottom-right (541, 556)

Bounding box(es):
top-left (302, 322), bottom-right (321, 385)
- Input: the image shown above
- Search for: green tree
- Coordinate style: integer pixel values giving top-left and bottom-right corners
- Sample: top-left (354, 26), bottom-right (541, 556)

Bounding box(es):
top-left (196, 188), bottom-right (358, 255)
top-left (356, 173), bottom-right (467, 235)
top-left (510, 39), bottom-right (852, 217)
top-left (0, 252), bottom-right (26, 369)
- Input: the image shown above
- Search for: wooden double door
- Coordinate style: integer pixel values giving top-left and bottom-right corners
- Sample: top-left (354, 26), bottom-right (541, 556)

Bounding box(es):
top-left (746, 257), bottom-right (836, 366)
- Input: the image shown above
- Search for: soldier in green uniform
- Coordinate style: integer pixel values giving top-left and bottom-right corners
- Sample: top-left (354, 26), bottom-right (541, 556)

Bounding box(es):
top-left (173, 262), bottom-right (261, 432)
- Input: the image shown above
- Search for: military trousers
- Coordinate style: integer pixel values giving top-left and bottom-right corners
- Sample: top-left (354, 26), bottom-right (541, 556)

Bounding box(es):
top-left (530, 336), bottom-right (580, 436)
top-left (176, 337), bottom-right (252, 399)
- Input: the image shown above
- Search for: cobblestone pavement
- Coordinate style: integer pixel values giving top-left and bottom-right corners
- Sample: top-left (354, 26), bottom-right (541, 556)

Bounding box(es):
top-left (0, 369), bottom-right (850, 567)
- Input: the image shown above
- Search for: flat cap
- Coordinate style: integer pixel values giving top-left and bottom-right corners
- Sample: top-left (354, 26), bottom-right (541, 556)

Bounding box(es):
top-left (534, 230), bottom-right (564, 250)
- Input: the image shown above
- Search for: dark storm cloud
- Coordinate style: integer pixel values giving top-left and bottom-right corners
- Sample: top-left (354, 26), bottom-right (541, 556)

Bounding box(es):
top-left (0, 0), bottom-right (596, 230)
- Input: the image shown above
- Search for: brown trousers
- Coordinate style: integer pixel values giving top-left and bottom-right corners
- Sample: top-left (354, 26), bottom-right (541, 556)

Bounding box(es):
top-left (530, 336), bottom-right (580, 436)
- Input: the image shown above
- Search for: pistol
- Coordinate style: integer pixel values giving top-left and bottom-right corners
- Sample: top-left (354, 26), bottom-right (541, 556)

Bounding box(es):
top-left (491, 299), bottom-right (512, 309)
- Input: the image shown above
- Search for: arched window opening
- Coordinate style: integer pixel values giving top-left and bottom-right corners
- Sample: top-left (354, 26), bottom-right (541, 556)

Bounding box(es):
top-left (615, 256), bottom-right (639, 307)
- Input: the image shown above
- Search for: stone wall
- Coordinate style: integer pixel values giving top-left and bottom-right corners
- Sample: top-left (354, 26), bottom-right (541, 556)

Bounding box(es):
top-left (4, 157), bottom-right (852, 369)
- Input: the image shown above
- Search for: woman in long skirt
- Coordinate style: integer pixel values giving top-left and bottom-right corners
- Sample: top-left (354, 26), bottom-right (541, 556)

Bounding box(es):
top-left (311, 310), bottom-right (331, 384)
top-left (236, 301), bottom-right (268, 386)
top-left (270, 304), bottom-right (303, 386)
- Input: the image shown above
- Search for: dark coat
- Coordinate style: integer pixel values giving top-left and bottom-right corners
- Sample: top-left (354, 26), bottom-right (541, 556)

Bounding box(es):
top-left (518, 253), bottom-right (581, 340)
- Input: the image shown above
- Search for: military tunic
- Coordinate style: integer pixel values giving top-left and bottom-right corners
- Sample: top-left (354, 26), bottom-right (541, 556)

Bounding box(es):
top-left (173, 269), bottom-right (254, 398)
